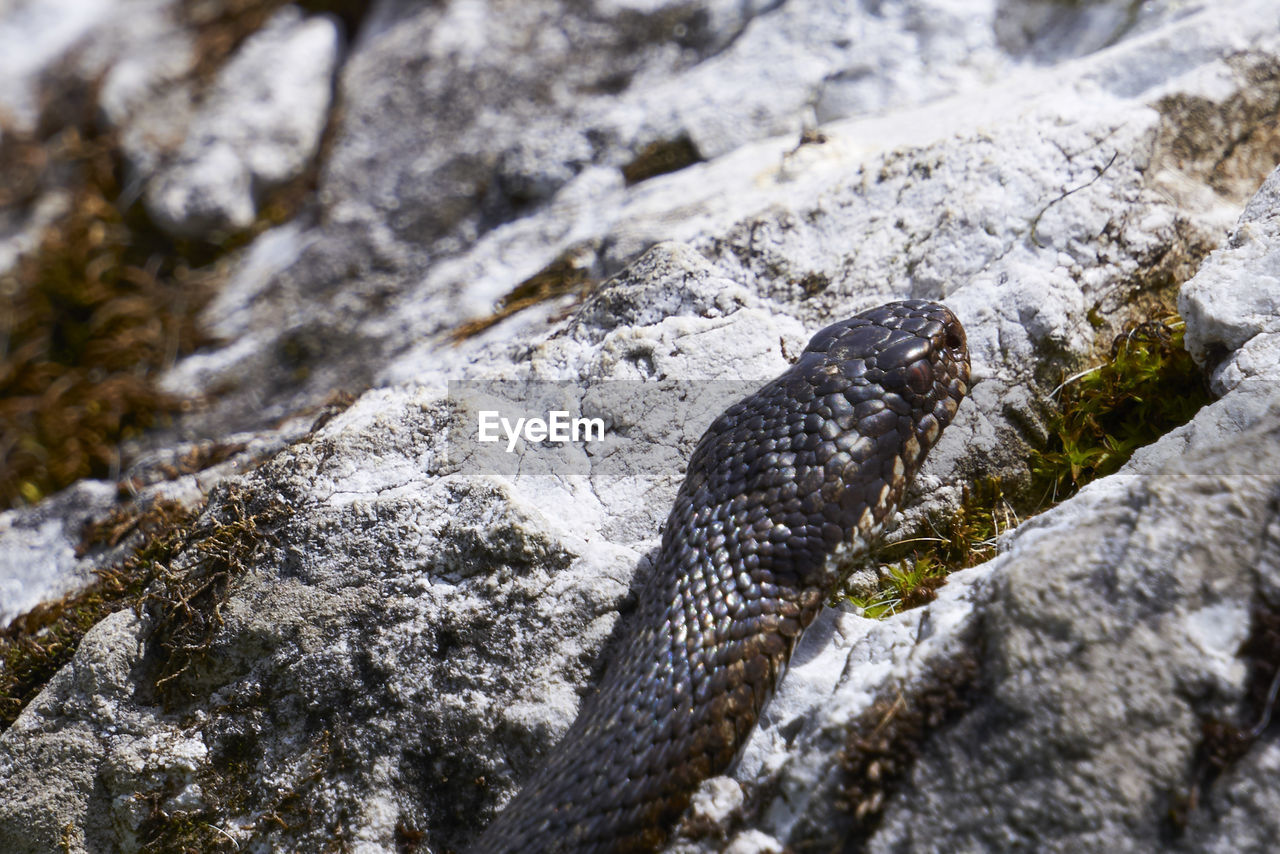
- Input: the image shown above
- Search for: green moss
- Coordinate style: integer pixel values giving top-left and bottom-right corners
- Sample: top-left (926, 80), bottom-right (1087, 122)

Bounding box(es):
top-left (842, 478), bottom-right (1017, 618)
top-left (1031, 314), bottom-right (1211, 502)
top-left (846, 311), bottom-right (1211, 621)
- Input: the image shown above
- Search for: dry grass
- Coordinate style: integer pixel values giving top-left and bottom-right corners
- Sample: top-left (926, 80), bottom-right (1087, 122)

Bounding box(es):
top-left (0, 499), bottom-right (199, 730)
top-left (0, 120), bottom-right (216, 508)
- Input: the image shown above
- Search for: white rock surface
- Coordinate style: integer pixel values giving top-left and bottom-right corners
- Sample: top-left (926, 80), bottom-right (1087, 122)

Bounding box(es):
top-left (0, 0), bottom-right (119, 128)
top-left (0, 0), bottom-right (182, 132)
top-left (144, 7), bottom-right (341, 238)
top-left (1181, 165), bottom-right (1280, 394)
top-left (2, 1), bottom-right (1280, 853)
top-left (0, 481), bottom-right (115, 625)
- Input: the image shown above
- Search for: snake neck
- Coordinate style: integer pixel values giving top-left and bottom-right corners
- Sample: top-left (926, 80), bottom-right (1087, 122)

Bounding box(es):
top-left (467, 300), bottom-right (970, 854)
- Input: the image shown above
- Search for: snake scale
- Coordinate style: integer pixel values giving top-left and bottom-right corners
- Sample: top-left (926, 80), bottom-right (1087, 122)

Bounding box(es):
top-left (471, 300), bottom-right (970, 853)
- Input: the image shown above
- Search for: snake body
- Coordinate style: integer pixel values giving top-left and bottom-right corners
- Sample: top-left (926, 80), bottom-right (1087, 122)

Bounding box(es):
top-left (472, 300), bottom-right (970, 853)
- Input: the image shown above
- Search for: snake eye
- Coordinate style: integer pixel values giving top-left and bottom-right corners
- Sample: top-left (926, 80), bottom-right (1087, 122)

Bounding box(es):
top-left (877, 337), bottom-right (930, 371)
top-left (906, 359), bottom-right (933, 394)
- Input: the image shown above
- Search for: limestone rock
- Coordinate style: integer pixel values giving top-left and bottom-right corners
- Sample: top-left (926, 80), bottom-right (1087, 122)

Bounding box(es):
top-left (143, 8), bottom-right (340, 238)
top-left (2, 1), bottom-right (1280, 853)
top-left (1181, 165), bottom-right (1280, 395)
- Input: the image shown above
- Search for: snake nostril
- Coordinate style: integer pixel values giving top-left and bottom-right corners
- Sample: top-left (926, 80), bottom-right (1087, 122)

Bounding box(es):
top-left (945, 323), bottom-right (966, 352)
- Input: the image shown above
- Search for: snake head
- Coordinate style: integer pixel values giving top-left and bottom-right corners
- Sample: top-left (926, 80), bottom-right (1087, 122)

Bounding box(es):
top-left (793, 299), bottom-right (971, 546)
top-left (679, 299), bottom-right (971, 582)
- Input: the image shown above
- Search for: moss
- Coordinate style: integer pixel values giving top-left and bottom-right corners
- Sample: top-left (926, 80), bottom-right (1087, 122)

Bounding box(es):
top-left (0, 0), bottom-right (367, 510)
top-left (396, 823), bottom-right (427, 853)
top-left (841, 478), bottom-right (1018, 618)
top-left (2, 480), bottom-right (310, 844)
top-left (451, 247), bottom-right (599, 342)
top-left (1, 480), bottom-right (287, 734)
top-left (134, 725), bottom-right (336, 852)
top-left (0, 500), bottom-right (199, 731)
top-left (794, 270), bottom-right (831, 296)
top-left (134, 721), bottom-right (345, 852)
top-left (143, 484), bottom-right (288, 705)
top-left (620, 136), bottom-right (703, 186)
top-left (839, 653), bottom-right (980, 840)
top-left (846, 308), bottom-right (1211, 621)
top-left (136, 808), bottom-right (236, 854)
top-left (0, 116), bottom-right (220, 509)
top-left (1030, 314), bottom-right (1211, 503)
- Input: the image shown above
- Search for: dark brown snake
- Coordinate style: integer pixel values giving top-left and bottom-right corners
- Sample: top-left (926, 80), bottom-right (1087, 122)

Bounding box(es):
top-left (471, 300), bottom-right (970, 853)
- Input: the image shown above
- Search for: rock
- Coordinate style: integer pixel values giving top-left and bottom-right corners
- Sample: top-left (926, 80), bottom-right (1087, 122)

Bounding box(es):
top-left (0, 481), bottom-right (116, 626)
top-left (0, 0), bottom-right (124, 130)
top-left (0, 0), bottom-right (184, 278)
top-left (2, 1), bottom-right (1280, 853)
top-left (143, 7), bottom-right (341, 238)
top-left (673, 394), bottom-right (1279, 852)
top-left (146, 140), bottom-right (259, 237)
top-left (0, 0), bottom-right (184, 135)
top-left (666, 133), bottom-right (1280, 854)
top-left (1181, 165), bottom-right (1280, 394)
top-left (187, 0), bottom-right (1227, 430)
top-left (993, 0), bottom-right (1189, 61)
top-left (0, 609), bottom-right (185, 851)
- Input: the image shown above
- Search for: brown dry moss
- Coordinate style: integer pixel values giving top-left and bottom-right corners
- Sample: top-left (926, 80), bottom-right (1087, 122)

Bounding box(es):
top-left (0, 479), bottom-right (287, 731)
top-left (133, 722), bottom-right (338, 853)
top-left (142, 484), bottom-right (288, 704)
top-left (0, 499), bottom-right (199, 730)
top-left (839, 652), bottom-right (981, 842)
top-left (621, 136), bottom-right (703, 185)
top-left (451, 246), bottom-right (600, 342)
top-left (0, 113), bottom-right (221, 509)
top-left (0, 0), bottom-right (370, 510)
top-left (3, 481), bottom-right (313, 849)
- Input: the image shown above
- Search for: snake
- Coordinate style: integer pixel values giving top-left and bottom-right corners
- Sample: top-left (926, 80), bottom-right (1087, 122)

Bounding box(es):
top-left (470, 300), bottom-right (970, 853)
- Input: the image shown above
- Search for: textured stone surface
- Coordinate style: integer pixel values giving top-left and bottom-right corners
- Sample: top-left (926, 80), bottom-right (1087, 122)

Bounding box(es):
top-left (0, 0), bottom-right (164, 130)
top-left (0, 480), bottom-right (115, 626)
top-left (2, 1), bottom-right (1280, 853)
top-left (1182, 165), bottom-right (1280, 394)
top-left (142, 7), bottom-right (340, 237)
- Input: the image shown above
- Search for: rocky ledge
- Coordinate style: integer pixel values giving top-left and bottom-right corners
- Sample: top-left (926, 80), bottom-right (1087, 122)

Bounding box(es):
top-left (1, 1), bottom-right (1279, 852)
